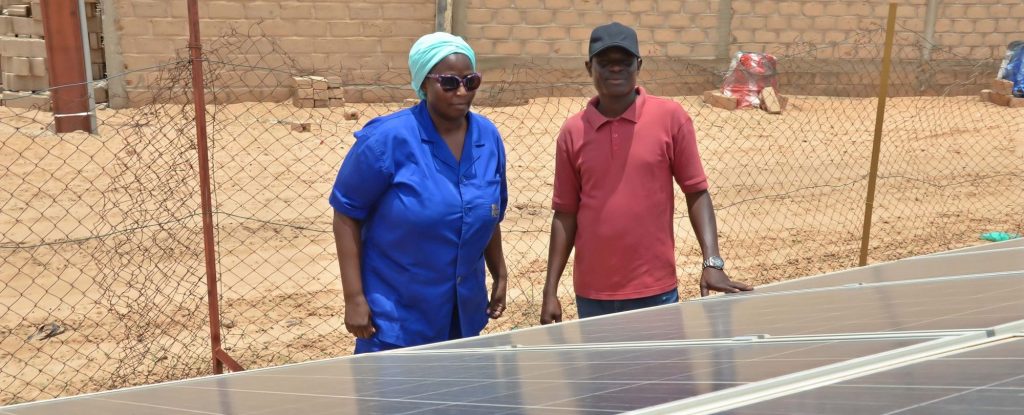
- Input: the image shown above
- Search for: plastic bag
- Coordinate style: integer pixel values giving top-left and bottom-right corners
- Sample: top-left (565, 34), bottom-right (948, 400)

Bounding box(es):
top-left (721, 52), bottom-right (779, 108)
top-left (997, 41), bottom-right (1024, 98)
top-left (980, 231), bottom-right (1021, 242)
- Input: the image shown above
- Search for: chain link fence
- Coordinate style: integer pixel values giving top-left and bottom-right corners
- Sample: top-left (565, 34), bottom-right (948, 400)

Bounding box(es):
top-left (2, 18), bottom-right (1022, 405)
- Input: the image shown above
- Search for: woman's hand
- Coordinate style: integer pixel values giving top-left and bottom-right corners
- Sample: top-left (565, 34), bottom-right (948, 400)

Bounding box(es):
top-left (344, 295), bottom-right (376, 339)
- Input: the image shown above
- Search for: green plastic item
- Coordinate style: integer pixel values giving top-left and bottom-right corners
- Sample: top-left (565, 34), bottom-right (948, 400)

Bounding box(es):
top-left (980, 231), bottom-right (1022, 242)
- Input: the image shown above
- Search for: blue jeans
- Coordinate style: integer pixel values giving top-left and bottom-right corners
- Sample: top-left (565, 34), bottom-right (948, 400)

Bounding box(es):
top-left (576, 288), bottom-right (680, 319)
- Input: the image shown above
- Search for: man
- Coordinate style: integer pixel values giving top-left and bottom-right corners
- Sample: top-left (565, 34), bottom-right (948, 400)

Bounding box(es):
top-left (540, 22), bottom-right (752, 324)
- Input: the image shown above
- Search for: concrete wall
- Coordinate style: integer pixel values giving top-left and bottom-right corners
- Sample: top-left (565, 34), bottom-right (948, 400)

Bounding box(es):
top-left (106, 0), bottom-right (1024, 104)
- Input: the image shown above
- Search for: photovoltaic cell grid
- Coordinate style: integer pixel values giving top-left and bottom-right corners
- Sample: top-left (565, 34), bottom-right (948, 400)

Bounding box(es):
top-left (0, 338), bottom-right (934, 415)
top-left (721, 338), bottom-right (1024, 415)
top-left (422, 270), bottom-right (1024, 350)
top-left (1, 242), bottom-right (1022, 415)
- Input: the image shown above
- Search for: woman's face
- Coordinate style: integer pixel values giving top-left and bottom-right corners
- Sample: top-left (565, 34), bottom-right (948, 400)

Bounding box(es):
top-left (422, 53), bottom-right (477, 122)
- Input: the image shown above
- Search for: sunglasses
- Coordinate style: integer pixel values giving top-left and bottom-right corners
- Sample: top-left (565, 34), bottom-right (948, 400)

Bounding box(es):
top-left (425, 73), bottom-right (482, 92)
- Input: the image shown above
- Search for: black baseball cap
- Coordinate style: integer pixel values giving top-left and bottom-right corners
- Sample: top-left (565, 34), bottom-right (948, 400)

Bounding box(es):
top-left (588, 22), bottom-right (641, 59)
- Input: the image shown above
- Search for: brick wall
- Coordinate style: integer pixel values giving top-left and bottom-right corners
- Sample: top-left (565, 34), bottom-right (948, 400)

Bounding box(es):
top-left (112, 0), bottom-right (435, 103)
top-left (106, 0), bottom-right (1024, 104)
top-left (462, 0), bottom-right (724, 58)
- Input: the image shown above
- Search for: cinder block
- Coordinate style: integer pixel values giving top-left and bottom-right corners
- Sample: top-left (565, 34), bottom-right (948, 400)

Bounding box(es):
top-left (28, 57), bottom-right (45, 76)
top-left (310, 76), bottom-right (328, 90)
top-left (342, 107), bottom-right (359, 120)
top-left (760, 87), bottom-right (782, 114)
top-left (11, 16), bottom-right (43, 36)
top-left (93, 84), bottom-right (108, 102)
top-left (91, 63), bottom-right (104, 79)
top-left (0, 16), bottom-right (12, 34)
top-left (296, 88), bottom-right (315, 99)
top-left (980, 89), bottom-right (992, 102)
top-left (4, 56), bottom-right (31, 75)
top-left (89, 33), bottom-right (103, 49)
top-left (313, 99), bottom-right (328, 108)
top-left (328, 88), bottom-right (345, 99)
top-left (702, 90), bottom-right (738, 110)
top-left (326, 76), bottom-right (342, 89)
top-left (287, 121), bottom-right (311, 132)
top-left (0, 36), bottom-right (47, 58)
top-left (90, 48), bottom-right (105, 63)
top-left (292, 97), bottom-right (314, 108)
top-left (992, 79), bottom-right (1014, 96)
top-left (989, 91), bottom-right (1011, 106)
top-left (1010, 97), bottom-right (1024, 108)
top-left (294, 76), bottom-right (312, 89)
top-left (328, 98), bottom-right (345, 107)
top-left (3, 72), bottom-right (48, 91)
top-left (2, 91), bottom-right (49, 110)
top-left (86, 16), bottom-right (100, 32)
top-left (7, 4), bottom-right (29, 17)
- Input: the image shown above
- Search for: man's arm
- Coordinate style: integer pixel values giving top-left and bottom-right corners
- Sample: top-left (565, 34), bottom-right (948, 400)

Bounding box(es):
top-left (540, 211), bottom-right (577, 324)
top-left (484, 225), bottom-right (508, 319)
top-left (684, 190), bottom-right (753, 296)
top-left (333, 211), bottom-right (376, 338)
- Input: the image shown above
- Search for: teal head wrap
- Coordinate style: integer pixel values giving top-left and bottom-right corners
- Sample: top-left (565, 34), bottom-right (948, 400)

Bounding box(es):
top-left (408, 32), bottom-right (477, 100)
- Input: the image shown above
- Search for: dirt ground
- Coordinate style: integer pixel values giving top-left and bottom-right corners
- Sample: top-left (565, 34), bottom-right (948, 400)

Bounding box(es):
top-left (1, 94), bottom-right (1022, 404)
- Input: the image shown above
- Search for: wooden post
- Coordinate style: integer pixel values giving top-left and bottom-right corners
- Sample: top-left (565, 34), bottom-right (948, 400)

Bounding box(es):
top-left (859, 4), bottom-right (898, 266)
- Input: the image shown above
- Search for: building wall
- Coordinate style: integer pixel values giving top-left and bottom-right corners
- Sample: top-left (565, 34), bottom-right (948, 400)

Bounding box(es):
top-left (107, 0), bottom-right (1024, 104)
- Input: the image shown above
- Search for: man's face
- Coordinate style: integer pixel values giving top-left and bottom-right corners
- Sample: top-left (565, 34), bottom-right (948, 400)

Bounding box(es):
top-left (586, 47), bottom-right (641, 98)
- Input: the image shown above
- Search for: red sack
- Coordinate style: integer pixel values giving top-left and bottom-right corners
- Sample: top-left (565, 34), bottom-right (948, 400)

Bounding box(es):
top-left (721, 52), bottom-right (779, 109)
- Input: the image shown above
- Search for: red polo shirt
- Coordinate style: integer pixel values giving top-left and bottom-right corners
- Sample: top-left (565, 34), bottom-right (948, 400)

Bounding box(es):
top-left (552, 87), bottom-right (708, 300)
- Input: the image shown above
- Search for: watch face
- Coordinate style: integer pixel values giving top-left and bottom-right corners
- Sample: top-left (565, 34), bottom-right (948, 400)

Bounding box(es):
top-left (706, 256), bottom-right (725, 269)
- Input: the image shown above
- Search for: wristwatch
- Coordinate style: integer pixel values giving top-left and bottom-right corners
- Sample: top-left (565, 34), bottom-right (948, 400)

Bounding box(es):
top-left (702, 255), bottom-right (725, 270)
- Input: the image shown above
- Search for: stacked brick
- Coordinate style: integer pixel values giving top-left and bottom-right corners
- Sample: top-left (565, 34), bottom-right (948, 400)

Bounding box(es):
top-left (0, 0), bottom-right (107, 110)
top-left (981, 79), bottom-right (1024, 108)
top-left (0, 0), bottom-right (48, 108)
top-left (292, 75), bottom-right (345, 109)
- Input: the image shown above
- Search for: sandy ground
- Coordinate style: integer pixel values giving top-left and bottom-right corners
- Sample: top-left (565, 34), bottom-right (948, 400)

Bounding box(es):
top-left (2, 94), bottom-right (1022, 404)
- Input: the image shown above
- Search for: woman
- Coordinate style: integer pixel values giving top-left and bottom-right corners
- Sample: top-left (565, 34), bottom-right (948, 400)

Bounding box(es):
top-left (329, 33), bottom-right (509, 353)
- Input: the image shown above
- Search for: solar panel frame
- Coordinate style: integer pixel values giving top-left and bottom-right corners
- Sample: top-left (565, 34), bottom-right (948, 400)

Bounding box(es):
top-left (757, 247), bottom-right (1024, 293)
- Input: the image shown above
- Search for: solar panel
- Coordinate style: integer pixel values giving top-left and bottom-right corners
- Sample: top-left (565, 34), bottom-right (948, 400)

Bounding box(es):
top-left (718, 337), bottom-right (1024, 415)
top-left (924, 238), bottom-right (1024, 256)
top-left (2, 245), bottom-right (1023, 415)
top-left (758, 247), bottom-right (1024, 293)
top-left (0, 338), bottom-right (939, 415)
top-left (423, 272), bottom-right (1024, 350)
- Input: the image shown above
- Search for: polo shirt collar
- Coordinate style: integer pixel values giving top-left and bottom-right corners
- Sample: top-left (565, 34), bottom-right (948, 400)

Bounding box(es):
top-left (583, 86), bottom-right (648, 131)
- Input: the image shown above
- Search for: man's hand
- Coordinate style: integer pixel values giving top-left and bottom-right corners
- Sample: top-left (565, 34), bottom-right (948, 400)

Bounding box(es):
top-left (700, 268), bottom-right (753, 297)
top-left (344, 295), bottom-right (376, 339)
top-left (540, 295), bottom-right (563, 324)
top-left (487, 277), bottom-right (507, 319)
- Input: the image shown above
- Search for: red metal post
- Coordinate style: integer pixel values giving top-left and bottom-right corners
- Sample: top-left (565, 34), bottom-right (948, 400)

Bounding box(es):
top-left (186, 0), bottom-right (242, 374)
top-left (39, 0), bottom-right (91, 133)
